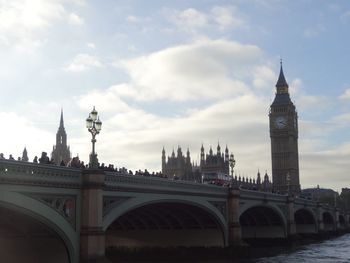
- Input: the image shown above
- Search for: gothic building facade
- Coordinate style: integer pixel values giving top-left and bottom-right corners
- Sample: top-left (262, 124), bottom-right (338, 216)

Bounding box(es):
top-left (161, 143), bottom-right (230, 181)
top-left (51, 110), bottom-right (71, 165)
top-left (161, 147), bottom-right (193, 180)
top-left (269, 63), bottom-right (301, 195)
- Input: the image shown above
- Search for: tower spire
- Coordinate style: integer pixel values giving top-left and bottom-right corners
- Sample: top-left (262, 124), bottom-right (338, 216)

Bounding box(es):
top-left (59, 108), bottom-right (64, 129)
top-left (276, 60), bottom-right (289, 90)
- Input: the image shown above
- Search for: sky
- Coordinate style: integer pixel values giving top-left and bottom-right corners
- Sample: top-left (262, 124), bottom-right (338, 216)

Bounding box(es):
top-left (0, 0), bottom-right (349, 191)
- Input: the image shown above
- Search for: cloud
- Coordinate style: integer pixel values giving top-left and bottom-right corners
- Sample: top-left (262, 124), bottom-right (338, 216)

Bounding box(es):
top-left (168, 8), bottom-right (208, 31)
top-left (303, 25), bottom-right (326, 38)
top-left (253, 65), bottom-right (276, 90)
top-left (0, 112), bottom-right (53, 160)
top-left (340, 11), bottom-right (350, 23)
top-left (68, 12), bottom-right (84, 26)
top-left (211, 6), bottom-right (246, 30)
top-left (339, 88), bottom-right (350, 100)
top-left (0, 0), bottom-right (85, 51)
top-left (166, 6), bottom-right (246, 33)
top-left (114, 39), bottom-right (263, 101)
top-left (87, 42), bottom-right (96, 49)
top-left (64, 53), bottom-right (103, 72)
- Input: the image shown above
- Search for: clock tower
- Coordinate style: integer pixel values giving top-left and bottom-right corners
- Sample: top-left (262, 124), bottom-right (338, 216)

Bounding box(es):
top-left (269, 62), bottom-right (300, 195)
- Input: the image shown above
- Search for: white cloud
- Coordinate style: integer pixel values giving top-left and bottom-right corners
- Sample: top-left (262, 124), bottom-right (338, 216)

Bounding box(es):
top-left (253, 65), bottom-right (276, 90)
top-left (126, 15), bottom-right (140, 23)
top-left (166, 6), bottom-right (246, 33)
top-left (339, 88), bottom-right (350, 100)
top-left (340, 11), bottom-right (350, 23)
top-left (64, 53), bottom-right (103, 72)
top-left (68, 12), bottom-right (84, 26)
top-left (0, 0), bottom-right (85, 51)
top-left (87, 42), bottom-right (96, 49)
top-left (0, 112), bottom-right (53, 160)
top-left (115, 39), bottom-right (262, 101)
top-left (303, 25), bottom-right (326, 38)
top-left (168, 8), bottom-right (208, 31)
top-left (211, 6), bottom-right (245, 30)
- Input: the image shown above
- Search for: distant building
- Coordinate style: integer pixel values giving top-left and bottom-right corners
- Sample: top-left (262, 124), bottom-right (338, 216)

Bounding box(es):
top-left (162, 143), bottom-right (229, 181)
top-left (51, 110), bottom-right (71, 165)
top-left (301, 186), bottom-right (337, 201)
top-left (161, 146), bottom-right (193, 181)
top-left (200, 144), bottom-right (230, 175)
top-left (21, 147), bottom-right (28, 162)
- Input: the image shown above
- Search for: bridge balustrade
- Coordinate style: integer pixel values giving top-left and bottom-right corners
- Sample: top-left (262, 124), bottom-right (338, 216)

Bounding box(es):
top-left (105, 172), bottom-right (228, 196)
top-left (0, 159), bottom-right (82, 187)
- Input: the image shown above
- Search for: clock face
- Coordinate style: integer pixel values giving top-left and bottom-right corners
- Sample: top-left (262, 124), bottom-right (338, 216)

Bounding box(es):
top-left (275, 116), bottom-right (287, 129)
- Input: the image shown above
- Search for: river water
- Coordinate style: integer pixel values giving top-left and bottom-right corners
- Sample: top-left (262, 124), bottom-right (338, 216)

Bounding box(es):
top-left (116, 234), bottom-right (350, 263)
top-left (255, 234), bottom-right (350, 263)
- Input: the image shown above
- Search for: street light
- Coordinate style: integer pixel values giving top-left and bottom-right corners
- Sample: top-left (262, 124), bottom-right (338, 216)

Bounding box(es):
top-left (86, 106), bottom-right (102, 169)
top-left (229, 153), bottom-right (236, 178)
top-left (286, 172), bottom-right (291, 195)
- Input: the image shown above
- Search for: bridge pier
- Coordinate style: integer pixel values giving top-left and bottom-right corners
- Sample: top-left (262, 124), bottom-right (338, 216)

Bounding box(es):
top-left (317, 203), bottom-right (324, 232)
top-left (80, 170), bottom-right (109, 263)
top-left (335, 209), bottom-right (340, 230)
top-left (287, 196), bottom-right (296, 237)
top-left (228, 187), bottom-right (242, 246)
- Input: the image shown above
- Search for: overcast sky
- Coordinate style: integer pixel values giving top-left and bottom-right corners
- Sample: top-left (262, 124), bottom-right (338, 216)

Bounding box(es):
top-left (0, 0), bottom-right (349, 191)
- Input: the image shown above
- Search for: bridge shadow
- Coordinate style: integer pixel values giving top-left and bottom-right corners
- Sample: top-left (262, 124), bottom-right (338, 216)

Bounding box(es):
top-left (239, 205), bottom-right (286, 243)
top-left (105, 202), bottom-right (225, 252)
top-left (0, 204), bottom-right (70, 263)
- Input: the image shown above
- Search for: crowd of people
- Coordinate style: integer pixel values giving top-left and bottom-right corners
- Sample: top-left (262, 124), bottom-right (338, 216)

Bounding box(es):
top-left (0, 152), bottom-right (274, 192)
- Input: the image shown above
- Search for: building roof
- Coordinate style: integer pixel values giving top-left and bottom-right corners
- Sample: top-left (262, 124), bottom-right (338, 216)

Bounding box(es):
top-left (276, 63), bottom-right (288, 88)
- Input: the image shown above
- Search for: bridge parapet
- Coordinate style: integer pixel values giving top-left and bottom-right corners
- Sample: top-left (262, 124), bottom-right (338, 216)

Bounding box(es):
top-left (105, 172), bottom-right (228, 196)
top-left (0, 159), bottom-right (82, 188)
top-left (240, 189), bottom-right (287, 203)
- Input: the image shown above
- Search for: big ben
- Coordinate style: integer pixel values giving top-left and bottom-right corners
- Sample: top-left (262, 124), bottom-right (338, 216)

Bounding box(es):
top-left (269, 62), bottom-right (300, 195)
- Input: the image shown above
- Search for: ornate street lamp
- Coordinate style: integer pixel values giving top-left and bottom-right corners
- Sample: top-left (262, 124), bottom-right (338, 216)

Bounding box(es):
top-left (229, 153), bottom-right (236, 178)
top-left (286, 172), bottom-right (291, 195)
top-left (86, 106), bottom-right (102, 169)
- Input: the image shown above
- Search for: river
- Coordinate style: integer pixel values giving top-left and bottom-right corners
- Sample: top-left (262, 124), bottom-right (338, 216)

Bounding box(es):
top-left (255, 234), bottom-right (350, 263)
top-left (115, 234), bottom-right (350, 263)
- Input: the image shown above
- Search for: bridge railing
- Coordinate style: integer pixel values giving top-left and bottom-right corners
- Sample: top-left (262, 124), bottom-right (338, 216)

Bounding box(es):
top-left (104, 172), bottom-right (228, 196)
top-left (0, 159), bottom-right (82, 188)
top-left (240, 188), bottom-right (288, 202)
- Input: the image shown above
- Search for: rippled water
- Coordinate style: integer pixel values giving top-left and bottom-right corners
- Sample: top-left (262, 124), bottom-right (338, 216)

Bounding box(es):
top-left (117, 234), bottom-right (350, 263)
top-left (256, 234), bottom-right (350, 263)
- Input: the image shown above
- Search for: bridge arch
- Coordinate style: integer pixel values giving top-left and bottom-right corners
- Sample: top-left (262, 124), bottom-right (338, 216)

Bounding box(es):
top-left (103, 196), bottom-right (228, 248)
top-left (0, 190), bottom-right (78, 263)
top-left (294, 208), bottom-right (317, 234)
top-left (323, 211), bottom-right (335, 231)
top-left (239, 204), bottom-right (287, 239)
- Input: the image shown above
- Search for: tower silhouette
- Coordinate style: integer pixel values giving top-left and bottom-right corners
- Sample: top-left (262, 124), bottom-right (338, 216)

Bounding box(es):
top-left (269, 62), bottom-right (300, 195)
top-left (51, 110), bottom-right (71, 165)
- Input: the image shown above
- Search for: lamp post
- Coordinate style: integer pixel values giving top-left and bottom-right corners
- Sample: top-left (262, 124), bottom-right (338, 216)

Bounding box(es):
top-left (86, 106), bottom-right (102, 169)
top-left (229, 153), bottom-right (236, 179)
top-left (286, 172), bottom-right (291, 196)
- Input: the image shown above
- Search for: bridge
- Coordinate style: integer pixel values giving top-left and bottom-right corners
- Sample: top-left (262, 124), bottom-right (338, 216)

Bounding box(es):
top-left (0, 159), bottom-right (349, 262)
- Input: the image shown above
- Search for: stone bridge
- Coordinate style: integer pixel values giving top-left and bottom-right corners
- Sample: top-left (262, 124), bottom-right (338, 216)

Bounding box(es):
top-left (0, 159), bottom-right (349, 262)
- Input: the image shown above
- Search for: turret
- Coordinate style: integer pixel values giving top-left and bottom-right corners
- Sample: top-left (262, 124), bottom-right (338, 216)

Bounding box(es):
top-left (209, 146), bottom-right (213, 156)
top-left (256, 170), bottom-right (261, 185)
top-left (200, 144), bottom-right (205, 164)
top-left (186, 148), bottom-right (190, 164)
top-left (162, 147), bottom-right (166, 166)
top-left (217, 142), bottom-right (221, 156)
top-left (225, 145), bottom-right (229, 161)
top-left (22, 147), bottom-right (28, 162)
